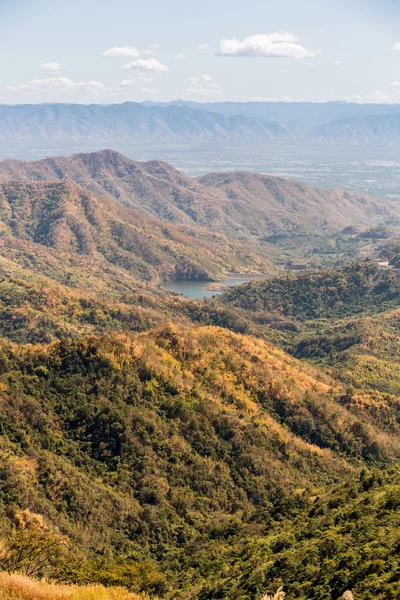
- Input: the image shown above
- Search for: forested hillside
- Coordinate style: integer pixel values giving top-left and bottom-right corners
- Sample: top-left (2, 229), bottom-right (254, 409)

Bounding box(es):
top-left (0, 179), bottom-right (275, 286)
top-left (0, 324), bottom-right (399, 599)
top-left (0, 150), bottom-right (397, 237)
top-left (221, 262), bottom-right (400, 320)
top-left (0, 154), bottom-right (399, 599)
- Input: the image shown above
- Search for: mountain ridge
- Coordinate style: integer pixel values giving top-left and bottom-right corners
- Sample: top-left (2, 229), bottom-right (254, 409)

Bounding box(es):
top-left (2, 101), bottom-right (400, 144)
top-left (0, 149), bottom-right (397, 238)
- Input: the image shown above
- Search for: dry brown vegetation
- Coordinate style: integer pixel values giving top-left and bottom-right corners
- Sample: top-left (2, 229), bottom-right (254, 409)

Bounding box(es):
top-left (0, 150), bottom-right (399, 599)
top-left (0, 573), bottom-right (148, 600)
top-left (0, 179), bottom-right (276, 286)
top-left (0, 150), bottom-right (397, 237)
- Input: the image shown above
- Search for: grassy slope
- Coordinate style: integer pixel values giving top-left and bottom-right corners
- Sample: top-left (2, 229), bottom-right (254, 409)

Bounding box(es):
top-left (0, 573), bottom-right (149, 600)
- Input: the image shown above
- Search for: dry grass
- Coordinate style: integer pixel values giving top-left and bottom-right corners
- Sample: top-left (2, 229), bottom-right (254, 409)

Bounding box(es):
top-left (261, 588), bottom-right (285, 600)
top-left (0, 573), bottom-right (150, 600)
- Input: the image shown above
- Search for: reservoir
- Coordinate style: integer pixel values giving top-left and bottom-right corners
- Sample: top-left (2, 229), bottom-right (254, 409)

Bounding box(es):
top-left (162, 276), bottom-right (257, 300)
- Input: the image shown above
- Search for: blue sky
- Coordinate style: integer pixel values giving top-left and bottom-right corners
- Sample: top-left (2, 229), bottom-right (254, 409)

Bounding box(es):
top-left (1, 0), bottom-right (400, 104)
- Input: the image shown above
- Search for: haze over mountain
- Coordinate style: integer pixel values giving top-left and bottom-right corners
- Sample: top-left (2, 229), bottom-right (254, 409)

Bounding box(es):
top-left (0, 103), bottom-right (298, 142)
top-left (2, 102), bottom-right (400, 144)
top-left (0, 150), bottom-right (397, 241)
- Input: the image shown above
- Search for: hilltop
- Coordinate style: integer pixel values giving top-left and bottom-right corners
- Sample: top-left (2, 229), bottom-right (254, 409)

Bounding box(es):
top-left (0, 150), bottom-right (397, 238)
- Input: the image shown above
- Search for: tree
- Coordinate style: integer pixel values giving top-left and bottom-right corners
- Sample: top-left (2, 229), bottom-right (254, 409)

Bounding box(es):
top-left (0, 509), bottom-right (67, 577)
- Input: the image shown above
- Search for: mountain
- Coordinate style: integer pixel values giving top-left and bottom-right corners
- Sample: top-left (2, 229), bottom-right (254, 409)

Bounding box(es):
top-left (3, 101), bottom-right (400, 144)
top-left (2, 149), bottom-right (400, 598)
top-left (0, 103), bottom-right (298, 142)
top-left (0, 321), bottom-right (399, 598)
top-left (0, 180), bottom-right (275, 288)
top-left (219, 260), bottom-right (400, 395)
top-left (0, 150), bottom-right (397, 238)
top-left (311, 112), bottom-right (400, 143)
top-left (198, 170), bottom-right (400, 235)
top-left (153, 100), bottom-right (400, 129)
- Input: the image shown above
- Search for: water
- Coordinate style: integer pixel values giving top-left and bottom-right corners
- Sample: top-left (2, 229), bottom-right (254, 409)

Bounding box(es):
top-left (162, 277), bottom-right (253, 300)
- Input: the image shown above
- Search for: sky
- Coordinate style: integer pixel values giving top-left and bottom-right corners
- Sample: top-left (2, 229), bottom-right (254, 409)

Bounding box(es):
top-left (1, 0), bottom-right (400, 104)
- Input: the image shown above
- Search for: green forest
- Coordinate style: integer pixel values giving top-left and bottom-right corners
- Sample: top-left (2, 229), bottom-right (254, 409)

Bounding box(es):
top-left (0, 151), bottom-right (399, 600)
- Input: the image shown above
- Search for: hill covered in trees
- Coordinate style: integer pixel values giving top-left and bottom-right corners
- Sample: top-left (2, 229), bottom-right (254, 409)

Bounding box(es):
top-left (221, 262), bottom-right (400, 320)
top-left (0, 153), bottom-right (400, 599)
top-left (0, 150), bottom-right (397, 238)
top-left (0, 179), bottom-right (275, 286)
top-left (0, 323), bottom-right (400, 599)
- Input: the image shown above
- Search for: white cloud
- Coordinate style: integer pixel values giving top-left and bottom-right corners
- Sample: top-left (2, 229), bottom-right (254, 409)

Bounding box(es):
top-left (197, 43), bottom-right (210, 53)
top-left (333, 60), bottom-right (343, 67)
top-left (144, 44), bottom-right (160, 56)
top-left (175, 54), bottom-right (186, 60)
top-left (389, 81), bottom-right (400, 87)
top-left (136, 75), bottom-right (153, 83)
top-left (217, 33), bottom-right (319, 59)
top-left (122, 58), bottom-right (168, 73)
top-left (185, 74), bottom-right (222, 96)
top-left (393, 42), bottom-right (400, 51)
top-left (117, 76), bottom-right (153, 86)
top-left (5, 73), bottom-right (159, 97)
top-left (186, 74), bottom-right (213, 84)
top-left (141, 87), bottom-right (159, 95)
top-left (41, 62), bottom-right (62, 73)
top-left (118, 80), bottom-right (136, 88)
top-left (103, 46), bottom-right (140, 58)
top-left (6, 77), bottom-right (107, 94)
top-left (248, 95), bottom-right (293, 102)
top-left (345, 90), bottom-right (393, 104)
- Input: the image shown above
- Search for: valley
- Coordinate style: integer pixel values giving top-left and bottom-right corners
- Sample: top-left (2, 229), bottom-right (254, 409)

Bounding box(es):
top-left (0, 149), bottom-right (399, 600)
top-left (3, 0), bottom-right (400, 595)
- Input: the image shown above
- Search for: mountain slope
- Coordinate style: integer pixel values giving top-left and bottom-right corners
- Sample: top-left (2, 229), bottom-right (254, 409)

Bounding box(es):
top-left (0, 103), bottom-right (299, 142)
top-left (0, 150), bottom-right (397, 238)
top-left (4, 101), bottom-right (400, 144)
top-left (311, 112), bottom-right (400, 143)
top-left (198, 171), bottom-right (399, 235)
top-left (219, 260), bottom-right (400, 396)
top-left (220, 262), bottom-right (400, 320)
top-left (0, 323), bottom-right (399, 597)
top-left (0, 161), bottom-right (399, 598)
top-left (0, 180), bottom-right (275, 287)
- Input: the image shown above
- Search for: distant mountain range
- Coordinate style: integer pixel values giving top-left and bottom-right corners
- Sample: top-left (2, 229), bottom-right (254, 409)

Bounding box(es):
top-left (2, 101), bottom-right (400, 144)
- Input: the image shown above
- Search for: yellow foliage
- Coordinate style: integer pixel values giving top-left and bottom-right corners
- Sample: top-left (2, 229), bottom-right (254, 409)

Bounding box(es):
top-left (0, 573), bottom-right (151, 600)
